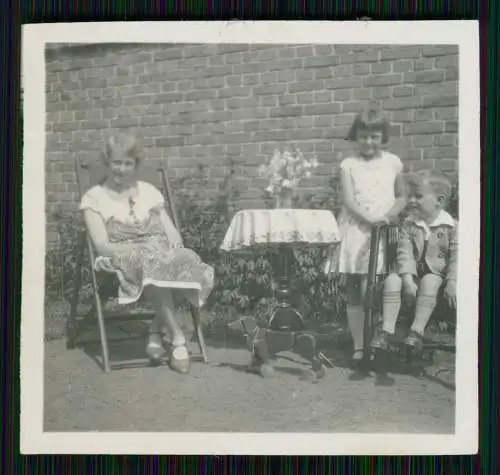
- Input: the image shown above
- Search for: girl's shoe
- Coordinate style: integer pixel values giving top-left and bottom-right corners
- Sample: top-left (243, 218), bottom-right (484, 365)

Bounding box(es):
top-left (404, 330), bottom-right (424, 351)
top-left (371, 331), bottom-right (391, 351)
top-left (169, 343), bottom-right (191, 374)
top-left (146, 333), bottom-right (166, 365)
top-left (351, 349), bottom-right (364, 362)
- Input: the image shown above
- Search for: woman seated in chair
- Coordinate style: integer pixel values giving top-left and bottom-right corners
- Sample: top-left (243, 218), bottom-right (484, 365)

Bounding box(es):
top-left (79, 134), bottom-right (214, 374)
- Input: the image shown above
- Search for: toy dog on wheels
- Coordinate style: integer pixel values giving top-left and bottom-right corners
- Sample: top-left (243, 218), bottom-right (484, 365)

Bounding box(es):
top-left (227, 310), bottom-right (331, 382)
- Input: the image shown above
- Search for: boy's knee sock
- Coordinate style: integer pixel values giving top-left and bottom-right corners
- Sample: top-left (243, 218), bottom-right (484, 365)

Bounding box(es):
top-left (382, 291), bottom-right (401, 334)
top-left (411, 294), bottom-right (438, 335)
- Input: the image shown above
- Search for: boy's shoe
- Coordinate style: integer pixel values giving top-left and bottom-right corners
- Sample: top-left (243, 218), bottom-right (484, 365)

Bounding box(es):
top-left (404, 330), bottom-right (424, 351)
top-left (371, 331), bottom-right (392, 351)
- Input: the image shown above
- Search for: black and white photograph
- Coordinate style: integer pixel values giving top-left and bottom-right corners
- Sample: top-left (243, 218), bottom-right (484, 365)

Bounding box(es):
top-left (21, 21), bottom-right (479, 454)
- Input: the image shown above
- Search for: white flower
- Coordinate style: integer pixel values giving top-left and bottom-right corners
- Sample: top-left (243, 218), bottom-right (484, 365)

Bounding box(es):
top-left (260, 148), bottom-right (319, 197)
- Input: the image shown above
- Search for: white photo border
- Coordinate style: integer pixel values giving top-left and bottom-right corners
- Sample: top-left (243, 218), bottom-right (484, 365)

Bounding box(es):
top-left (21, 20), bottom-right (480, 455)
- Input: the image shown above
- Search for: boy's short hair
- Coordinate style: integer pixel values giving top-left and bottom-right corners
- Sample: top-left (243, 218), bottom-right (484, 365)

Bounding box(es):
top-left (408, 168), bottom-right (453, 201)
top-left (346, 106), bottom-right (391, 144)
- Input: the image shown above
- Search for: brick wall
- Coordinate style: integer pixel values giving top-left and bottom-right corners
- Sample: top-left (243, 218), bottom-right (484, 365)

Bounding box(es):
top-left (45, 43), bottom-right (459, 242)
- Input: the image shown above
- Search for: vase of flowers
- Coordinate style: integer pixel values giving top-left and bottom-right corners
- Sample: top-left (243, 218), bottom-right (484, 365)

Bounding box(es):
top-left (258, 149), bottom-right (319, 209)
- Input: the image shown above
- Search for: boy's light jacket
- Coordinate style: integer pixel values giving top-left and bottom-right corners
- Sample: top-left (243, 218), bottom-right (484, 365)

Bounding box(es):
top-left (397, 210), bottom-right (458, 282)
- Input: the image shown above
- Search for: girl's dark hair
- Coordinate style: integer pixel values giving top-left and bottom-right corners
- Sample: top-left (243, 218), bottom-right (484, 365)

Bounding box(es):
top-left (346, 105), bottom-right (391, 144)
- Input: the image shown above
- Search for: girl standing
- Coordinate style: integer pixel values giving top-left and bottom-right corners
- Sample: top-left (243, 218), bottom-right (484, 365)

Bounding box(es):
top-left (325, 107), bottom-right (407, 363)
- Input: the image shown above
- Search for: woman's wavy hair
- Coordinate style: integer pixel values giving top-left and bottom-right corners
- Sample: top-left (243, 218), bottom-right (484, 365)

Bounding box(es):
top-left (102, 134), bottom-right (142, 165)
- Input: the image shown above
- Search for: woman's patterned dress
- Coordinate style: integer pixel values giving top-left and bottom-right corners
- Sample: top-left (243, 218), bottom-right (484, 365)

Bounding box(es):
top-left (79, 181), bottom-right (214, 307)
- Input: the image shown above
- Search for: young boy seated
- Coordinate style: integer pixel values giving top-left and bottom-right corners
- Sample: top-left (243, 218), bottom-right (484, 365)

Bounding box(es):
top-left (371, 168), bottom-right (458, 352)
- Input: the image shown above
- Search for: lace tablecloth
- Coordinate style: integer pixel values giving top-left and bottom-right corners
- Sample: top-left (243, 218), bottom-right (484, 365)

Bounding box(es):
top-left (220, 209), bottom-right (341, 251)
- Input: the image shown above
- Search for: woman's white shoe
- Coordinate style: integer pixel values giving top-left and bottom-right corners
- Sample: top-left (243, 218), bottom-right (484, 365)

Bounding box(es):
top-left (146, 333), bottom-right (166, 364)
top-left (169, 342), bottom-right (191, 374)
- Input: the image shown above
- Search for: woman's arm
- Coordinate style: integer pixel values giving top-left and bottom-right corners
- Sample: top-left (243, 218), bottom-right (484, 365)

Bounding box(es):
top-left (384, 172), bottom-right (408, 223)
top-left (340, 166), bottom-right (376, 225)
top-left (83, 209), bottom-right (138, 257)
top-left (158, 208), bottom-right (183, 247)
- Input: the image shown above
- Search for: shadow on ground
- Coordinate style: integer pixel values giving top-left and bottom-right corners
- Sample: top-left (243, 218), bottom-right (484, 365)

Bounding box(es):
top-left (70, 319), bottom-right (454, 391)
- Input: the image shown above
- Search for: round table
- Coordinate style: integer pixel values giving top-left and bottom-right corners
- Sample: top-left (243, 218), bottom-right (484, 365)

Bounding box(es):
top-left (221, 208), bottom-right (341, 380)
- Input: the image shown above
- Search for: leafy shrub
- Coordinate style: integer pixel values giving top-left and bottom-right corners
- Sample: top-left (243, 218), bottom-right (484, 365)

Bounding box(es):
top-left (45, 215), bottom-right (93, 303)
top-left (44, 162), bottom-right (459, 334)
top-left (448, 182), bottom-right (459, 219)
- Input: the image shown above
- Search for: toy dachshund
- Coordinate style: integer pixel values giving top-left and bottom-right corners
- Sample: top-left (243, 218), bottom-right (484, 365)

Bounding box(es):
top-left (228, 311), bottom-right (332, 381)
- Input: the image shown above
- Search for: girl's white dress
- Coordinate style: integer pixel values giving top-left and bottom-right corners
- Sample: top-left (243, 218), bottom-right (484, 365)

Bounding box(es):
top-left (325, 151), bottom-right (403, 276)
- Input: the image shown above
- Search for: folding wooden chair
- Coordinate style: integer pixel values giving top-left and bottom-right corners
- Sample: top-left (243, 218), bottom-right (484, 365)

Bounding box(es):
top-left (66, 157), bottom-right (209, 372)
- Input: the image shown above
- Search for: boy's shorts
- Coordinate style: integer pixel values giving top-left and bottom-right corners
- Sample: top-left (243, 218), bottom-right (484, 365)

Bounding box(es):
top-left (401, 261), bottom-right (446, 311)
top-left (415, 260), bottom-right (444, 283)
top-left (416, 259), bottom-right (432, 280)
